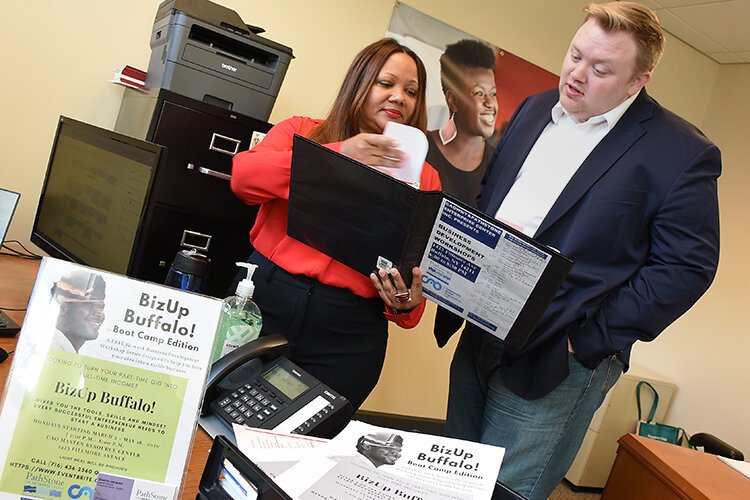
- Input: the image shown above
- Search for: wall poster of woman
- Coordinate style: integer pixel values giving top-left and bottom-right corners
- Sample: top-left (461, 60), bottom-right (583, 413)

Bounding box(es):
top-left (386, 2), bottom-right (560, 345)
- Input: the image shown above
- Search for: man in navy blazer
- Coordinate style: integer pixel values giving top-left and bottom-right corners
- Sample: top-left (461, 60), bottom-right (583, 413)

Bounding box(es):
top-left (442, 3), bottom-right (720, 499)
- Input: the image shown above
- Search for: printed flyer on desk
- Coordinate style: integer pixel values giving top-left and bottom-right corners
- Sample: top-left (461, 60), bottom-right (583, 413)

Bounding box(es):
top-left (0, 258), bottom-right (223, 500)
top-left (275, 420), bottom-right (504, 499)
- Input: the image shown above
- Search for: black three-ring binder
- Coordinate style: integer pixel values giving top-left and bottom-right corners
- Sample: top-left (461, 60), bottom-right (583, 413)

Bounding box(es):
top-left (287, 135), bottom-right (573, 349)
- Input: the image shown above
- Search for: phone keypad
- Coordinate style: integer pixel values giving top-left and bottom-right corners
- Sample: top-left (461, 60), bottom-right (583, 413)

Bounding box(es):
top-left (216, 380), bottom-right (286, 427)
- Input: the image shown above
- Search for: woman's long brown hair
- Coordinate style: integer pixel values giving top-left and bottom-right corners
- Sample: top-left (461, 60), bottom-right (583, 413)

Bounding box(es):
top-left (307, 38), bottom-right (428, 144)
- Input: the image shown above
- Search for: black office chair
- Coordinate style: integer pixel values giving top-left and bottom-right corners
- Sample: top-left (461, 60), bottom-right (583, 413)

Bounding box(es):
top-left (689, 432), bottom-right (744, 460)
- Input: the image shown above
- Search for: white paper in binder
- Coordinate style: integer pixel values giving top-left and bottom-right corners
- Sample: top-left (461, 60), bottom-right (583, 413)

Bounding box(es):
top-left (379, 121), bottom-right (428, 188)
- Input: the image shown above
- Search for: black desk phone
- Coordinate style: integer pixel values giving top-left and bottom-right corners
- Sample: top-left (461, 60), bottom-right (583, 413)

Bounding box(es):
top-left (200, 334), bottom-right (352, 440)
top-left (197, 435), bottom-right (292, 500)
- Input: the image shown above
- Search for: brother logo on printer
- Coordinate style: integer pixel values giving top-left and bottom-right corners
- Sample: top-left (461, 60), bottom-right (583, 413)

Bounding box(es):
top-left (221, 62), bottom-right (238, 72)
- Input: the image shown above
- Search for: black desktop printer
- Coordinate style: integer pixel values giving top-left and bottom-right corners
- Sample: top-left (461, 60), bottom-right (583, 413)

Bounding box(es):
top-left (146, 0), bottom-right (294, 121)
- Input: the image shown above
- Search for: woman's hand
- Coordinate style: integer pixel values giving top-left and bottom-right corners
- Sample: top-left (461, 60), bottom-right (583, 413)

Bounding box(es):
top-left (339, 133), bottom-right (406, 169)
top-left (370, 267), bottom-right (424, 314)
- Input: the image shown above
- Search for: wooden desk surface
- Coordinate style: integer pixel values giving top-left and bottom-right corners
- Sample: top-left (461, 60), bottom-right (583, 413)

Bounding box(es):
top-left (603, 433), bottom-right (750, 499)
top-left (0, 253), bottom-right (212, 499)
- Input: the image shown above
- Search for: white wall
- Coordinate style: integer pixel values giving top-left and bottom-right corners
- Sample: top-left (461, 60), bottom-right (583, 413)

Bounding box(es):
top-left (629, 63), bottom-right (750, 456)
top-left (1, 0), bottom-right (746, 456)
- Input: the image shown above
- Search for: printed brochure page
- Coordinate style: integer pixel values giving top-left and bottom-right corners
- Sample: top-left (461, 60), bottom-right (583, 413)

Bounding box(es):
top-left (274, 420), bottom-right (504, 499)
top-left (0, 258), bottom-right (223, 500)
top-left (232, 425), bottom-right (330, 479)
top-left (420, 198), bottom-right (551, 339)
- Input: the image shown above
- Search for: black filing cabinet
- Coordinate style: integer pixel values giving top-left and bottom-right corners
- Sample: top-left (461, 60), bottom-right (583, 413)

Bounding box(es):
top-left (115, 88), bottom-right (271, 297)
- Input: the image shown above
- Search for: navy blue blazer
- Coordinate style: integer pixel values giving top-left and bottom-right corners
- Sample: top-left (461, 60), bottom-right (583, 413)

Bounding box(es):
top-left (451, 89), bottom-right (721, 399)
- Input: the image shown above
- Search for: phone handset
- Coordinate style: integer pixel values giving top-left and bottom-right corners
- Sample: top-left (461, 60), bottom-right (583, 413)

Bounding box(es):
top-left (201, 333), bottom-right (290, 416)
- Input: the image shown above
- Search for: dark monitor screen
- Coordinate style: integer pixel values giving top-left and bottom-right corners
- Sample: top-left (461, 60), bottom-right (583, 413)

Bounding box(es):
top-left (31, 116), bottom-right (163, 274)
top-left (199, 436), bottom-right (291, 500)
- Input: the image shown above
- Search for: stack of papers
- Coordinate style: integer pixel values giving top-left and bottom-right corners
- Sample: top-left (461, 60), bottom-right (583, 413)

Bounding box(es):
top-left (718, 455), bottom-right (750, 480)
top-left (110, 65), bottom-right (147, 90)
top-left (234, 420), bottom-right (505, 499)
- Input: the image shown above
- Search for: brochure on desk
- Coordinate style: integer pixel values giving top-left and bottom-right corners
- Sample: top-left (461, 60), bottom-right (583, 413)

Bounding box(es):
top-left (274, 420), bottom-right (504, 500)
top-left (288, 135), bottom-right (573, 348)
top-left (0, 258), bottom-right (222, 500)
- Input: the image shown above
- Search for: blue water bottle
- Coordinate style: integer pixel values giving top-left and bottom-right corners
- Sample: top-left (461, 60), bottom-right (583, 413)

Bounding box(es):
top-left (164, 248), bottom-right (210, 293)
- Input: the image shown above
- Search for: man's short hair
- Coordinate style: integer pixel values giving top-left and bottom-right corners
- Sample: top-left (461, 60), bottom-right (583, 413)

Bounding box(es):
top-left (357, 432), bottom-right (403, 450)
top-left (584, 1), bottom-right (665, 74)
top-left (51, 271), bottom-right (106, 302)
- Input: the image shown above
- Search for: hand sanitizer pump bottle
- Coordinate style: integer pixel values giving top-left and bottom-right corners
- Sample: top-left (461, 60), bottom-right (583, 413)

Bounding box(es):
top-left (211, 262), bottom-right (263, 363)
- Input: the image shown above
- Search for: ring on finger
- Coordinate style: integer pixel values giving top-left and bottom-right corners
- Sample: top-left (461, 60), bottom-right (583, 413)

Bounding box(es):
top-left (394, 291), bottom-right (412, 303)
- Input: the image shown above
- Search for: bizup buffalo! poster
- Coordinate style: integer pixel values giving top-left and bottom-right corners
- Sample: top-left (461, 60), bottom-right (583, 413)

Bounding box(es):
top-left (0, 258), bottom-right (222, 499)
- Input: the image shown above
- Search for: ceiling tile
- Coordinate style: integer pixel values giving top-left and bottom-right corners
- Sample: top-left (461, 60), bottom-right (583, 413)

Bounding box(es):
top-left (638, 0), bottom-right (664, 9)
top-left (668, 1), bottom-right (750, 52)
top-left (705, 51), bottom-right (746, 63)
top-left (656, 9), bottom-right (729, 53)
top-left (654, 0), bottom-right (715, 7)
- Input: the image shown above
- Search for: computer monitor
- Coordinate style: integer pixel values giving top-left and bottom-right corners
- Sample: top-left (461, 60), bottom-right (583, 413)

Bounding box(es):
top-left (0, 188), bottom-right (20, 248)
top-left (1, 188), bottom-right (23, 337)
top-left (31, 116), bottom-right (164, 274)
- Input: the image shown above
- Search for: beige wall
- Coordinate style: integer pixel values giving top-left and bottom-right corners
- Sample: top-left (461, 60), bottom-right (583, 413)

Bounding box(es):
top-left (628, 63), bottom-right (750, 456)
top-left (1, 1), bottom-right (746, 455)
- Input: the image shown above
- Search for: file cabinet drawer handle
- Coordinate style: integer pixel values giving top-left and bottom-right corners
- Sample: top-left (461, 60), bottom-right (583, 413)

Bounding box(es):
top-left (209, 133), bottom-right (241, 156)
top-left (187, 163), bottom-right (232, 182)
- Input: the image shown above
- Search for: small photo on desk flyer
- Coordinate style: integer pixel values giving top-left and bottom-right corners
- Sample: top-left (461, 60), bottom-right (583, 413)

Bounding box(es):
top-left (0, 258), bottom-right (223, 500)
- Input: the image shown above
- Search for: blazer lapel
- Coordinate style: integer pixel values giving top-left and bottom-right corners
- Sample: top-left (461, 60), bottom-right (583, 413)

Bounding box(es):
top-left (535, 91), bottom-right (655, 237)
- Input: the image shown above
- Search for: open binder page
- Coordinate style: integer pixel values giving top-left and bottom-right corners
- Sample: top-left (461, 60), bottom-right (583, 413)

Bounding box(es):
top-left (420, 197), bottom-right (573, 347)
top-left (288, 136), bottom-right (572, 349)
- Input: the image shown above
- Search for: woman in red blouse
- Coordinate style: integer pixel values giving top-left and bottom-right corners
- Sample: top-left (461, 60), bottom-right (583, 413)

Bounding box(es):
top-left (231, 38), bottom-right (441, 409)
